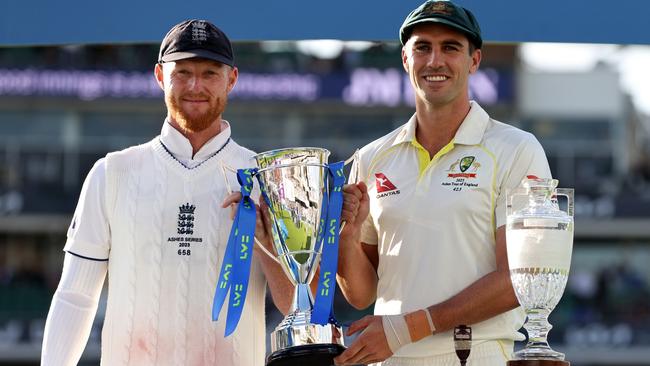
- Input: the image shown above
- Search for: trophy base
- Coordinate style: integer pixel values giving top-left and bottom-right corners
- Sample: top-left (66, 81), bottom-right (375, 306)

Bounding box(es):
top-left (507, 361), bottom-right (570, 366)
top-left (271, 321), bottom-right (345, 351)
top-left (266, 343), bottom-right (345, 366)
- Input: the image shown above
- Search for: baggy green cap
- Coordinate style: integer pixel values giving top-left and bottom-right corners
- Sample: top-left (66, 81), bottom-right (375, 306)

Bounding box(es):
top-left (400, 0), bottom-right (482, 49)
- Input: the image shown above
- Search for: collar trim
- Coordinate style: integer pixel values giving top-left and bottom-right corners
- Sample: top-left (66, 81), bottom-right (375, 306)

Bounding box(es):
top-left (158, 137), bottom-right (230, 170)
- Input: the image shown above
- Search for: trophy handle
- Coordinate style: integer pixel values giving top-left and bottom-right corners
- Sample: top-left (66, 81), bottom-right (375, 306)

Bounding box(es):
top-left (554, 188), bottom-right (574, 218)
top-left (506, 186), bottom-right (528, 217)
top-left (344, 149), bottom-right (360, 183)
top-left (220, 161), bottom-right (235, 194)
top-left (220, 161), bottom-right (282, 265)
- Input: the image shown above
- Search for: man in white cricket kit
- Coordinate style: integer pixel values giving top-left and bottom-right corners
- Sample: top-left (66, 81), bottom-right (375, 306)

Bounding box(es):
top-left (335, 1), bottom-right (552, 365)
top-left (41, 19), bottom-right (291, 366)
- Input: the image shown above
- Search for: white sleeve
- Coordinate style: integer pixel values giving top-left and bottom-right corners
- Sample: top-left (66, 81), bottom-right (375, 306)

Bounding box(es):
top-left (41, 253), bottom-right (107, 366)
top-left (359, 208), bottom-right (379, 245)
top-left (351, 150), bottom-right (379, 246)
top-left (495, 133), bottom-right (552, 228)
top-left (64, 158), bottom-right (110, 260)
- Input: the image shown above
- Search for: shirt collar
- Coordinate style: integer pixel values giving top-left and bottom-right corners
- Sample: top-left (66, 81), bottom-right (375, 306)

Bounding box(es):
top-left (160, 120), bottom-right (232, 162)
top-left (392, 113), bottom-right (418, 147)
top-left (453, 101), bottom-right (490, 145)
top-left (391, 101), bottom-right (490, 147)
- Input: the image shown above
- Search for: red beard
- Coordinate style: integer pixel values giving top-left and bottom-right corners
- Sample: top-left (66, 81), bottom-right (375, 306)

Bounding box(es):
top-left (166, 92), bottom-right (227, 133)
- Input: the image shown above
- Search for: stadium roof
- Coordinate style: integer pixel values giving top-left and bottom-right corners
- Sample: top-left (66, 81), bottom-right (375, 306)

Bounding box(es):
top-left (1, 0), bottom-right (647, 46)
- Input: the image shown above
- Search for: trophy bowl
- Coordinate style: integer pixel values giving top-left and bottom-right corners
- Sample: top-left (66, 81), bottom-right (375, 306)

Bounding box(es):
top-left (255, 147), bottom-right (345, 366)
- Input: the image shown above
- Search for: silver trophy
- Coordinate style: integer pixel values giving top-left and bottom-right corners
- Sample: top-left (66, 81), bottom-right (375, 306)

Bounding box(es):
top-left (506, 178), bottom-right (574, 364)
top-left (255, 147), bottom-right (345, 366)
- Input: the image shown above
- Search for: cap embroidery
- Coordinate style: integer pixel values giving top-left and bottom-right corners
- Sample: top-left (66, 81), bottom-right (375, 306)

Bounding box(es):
top-left (424, 1), bottom-right (454, 15)
top-left (191, 21), bottom-right (208, 44)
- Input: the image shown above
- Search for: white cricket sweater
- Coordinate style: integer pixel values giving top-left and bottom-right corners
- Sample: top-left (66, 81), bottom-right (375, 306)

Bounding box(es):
top-left (64, 122), bottom-right (266, 366)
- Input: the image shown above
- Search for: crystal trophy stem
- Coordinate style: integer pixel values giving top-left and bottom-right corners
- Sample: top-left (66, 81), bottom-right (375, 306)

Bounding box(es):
top-left (520, 308), bottom-right (562, 358)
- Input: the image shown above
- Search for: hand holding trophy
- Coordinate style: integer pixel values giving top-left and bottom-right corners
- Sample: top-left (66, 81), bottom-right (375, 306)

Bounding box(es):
top-left (214, 147), bottom-right (354, 366)
top-left (506, 178), bottom-right (574, 366)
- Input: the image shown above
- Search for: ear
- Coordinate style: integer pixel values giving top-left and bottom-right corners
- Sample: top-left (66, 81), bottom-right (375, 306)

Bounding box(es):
top-left (154, 63), bottom-right (165, 90)
top-left (469, 48), bottom-right (482, 74)
top-left (401, 46), bottom-right (410, 74)
top-left (226, 66), bottom-right (239, 93)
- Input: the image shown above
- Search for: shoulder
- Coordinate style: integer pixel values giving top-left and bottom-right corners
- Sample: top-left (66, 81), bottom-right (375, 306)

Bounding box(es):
top-left (106, 137), bottom-right (158, 161)
top-left (79, 157), bottom-right (108, 187)
top-left (482, 118), bottom-right (550, 177)
top-left (105, 138), bottom-right (157, 168)
top-left (223, 138), bottom-right (257, 168)
top-left (358, 123), bottom-right (408, 162)
top-left (483, 119), bottom-right (542, 152)
top-left (228, 138), bottom-right (256, 158)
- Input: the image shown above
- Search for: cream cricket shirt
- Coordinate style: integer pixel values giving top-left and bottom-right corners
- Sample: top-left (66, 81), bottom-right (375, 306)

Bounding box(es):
top-left (356, 102), bottom-right (551, 357)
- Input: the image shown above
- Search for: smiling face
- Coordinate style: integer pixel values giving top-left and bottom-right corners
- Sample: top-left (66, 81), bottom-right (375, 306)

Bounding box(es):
top-left (402, 23), bottom-right (481, 109)
top-left (155, 58), bottom-right (238, 134)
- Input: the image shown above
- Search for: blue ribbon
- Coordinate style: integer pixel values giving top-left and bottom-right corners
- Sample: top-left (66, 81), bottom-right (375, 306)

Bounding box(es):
top-left (212, 168), bottom-right (258, 336)
top-left (312, 161), bottom-right (346, 325)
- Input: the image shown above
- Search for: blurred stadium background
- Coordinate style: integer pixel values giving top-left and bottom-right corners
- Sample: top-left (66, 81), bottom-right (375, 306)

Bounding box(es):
top-left (2, 1), bottom-right (650, 365)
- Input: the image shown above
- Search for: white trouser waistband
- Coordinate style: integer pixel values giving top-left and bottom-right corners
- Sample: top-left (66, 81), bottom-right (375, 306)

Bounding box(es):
top-left (375, 340), bottom-right (513, 366)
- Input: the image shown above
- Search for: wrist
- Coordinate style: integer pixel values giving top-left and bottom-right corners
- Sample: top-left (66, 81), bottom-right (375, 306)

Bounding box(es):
top-left (404, 309), bottom-right (436, 342)
top-left (253, 239), bottom-right (279, 265)
top-left (382, 314), bottom-right (412, 353)
top-left (339, 224), bottom-right (362, 244)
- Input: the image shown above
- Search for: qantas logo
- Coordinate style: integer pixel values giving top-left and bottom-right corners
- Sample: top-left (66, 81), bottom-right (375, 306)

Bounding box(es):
top-left (375, 173), bottom-right (397, 192)
top-left (375, 173), bottom-right (400, 198)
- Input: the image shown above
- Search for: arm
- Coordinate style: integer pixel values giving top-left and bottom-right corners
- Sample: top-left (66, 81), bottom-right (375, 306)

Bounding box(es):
top-left (42, 158), bottom-right (111, 365)
top-left (253, 198), bottom-right (294, 315)
top-left (222, 193), bottom-right (294, 315)
top-left (336, 182), bottom-right (379, 310)
top-left (41, 253), bottom-right (107, 366)
top-left (406, 133), bottom-right (551, 338)
top-left (335, 226), bottom-right (517, 365)
top-left (408, 225), bottom-right (517, 340)
top-left (253, 244), bottom-right (294, 315)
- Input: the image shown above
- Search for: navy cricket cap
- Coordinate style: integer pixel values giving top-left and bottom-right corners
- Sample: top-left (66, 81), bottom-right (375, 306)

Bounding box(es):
top-left (399, 0), bottom-right (482, 49)
top-left (158, 19), bottom-right (234, 66)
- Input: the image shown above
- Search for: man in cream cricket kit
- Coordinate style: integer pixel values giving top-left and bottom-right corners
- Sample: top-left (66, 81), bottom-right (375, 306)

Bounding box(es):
top-left (40, 20), bottom-right (292, 366)
top-left (335, 1), bottom-right (551, 365)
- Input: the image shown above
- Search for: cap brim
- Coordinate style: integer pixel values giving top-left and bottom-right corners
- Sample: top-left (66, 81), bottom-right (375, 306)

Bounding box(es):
top-left (402, 18), bottom-right (479, 47)
top-left (160, 49), bottom-right (233, 67)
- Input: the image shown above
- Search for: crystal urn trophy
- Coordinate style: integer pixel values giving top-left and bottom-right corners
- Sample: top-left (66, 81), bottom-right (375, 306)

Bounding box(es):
top-left (506, 178), bottom-right (574, 366)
